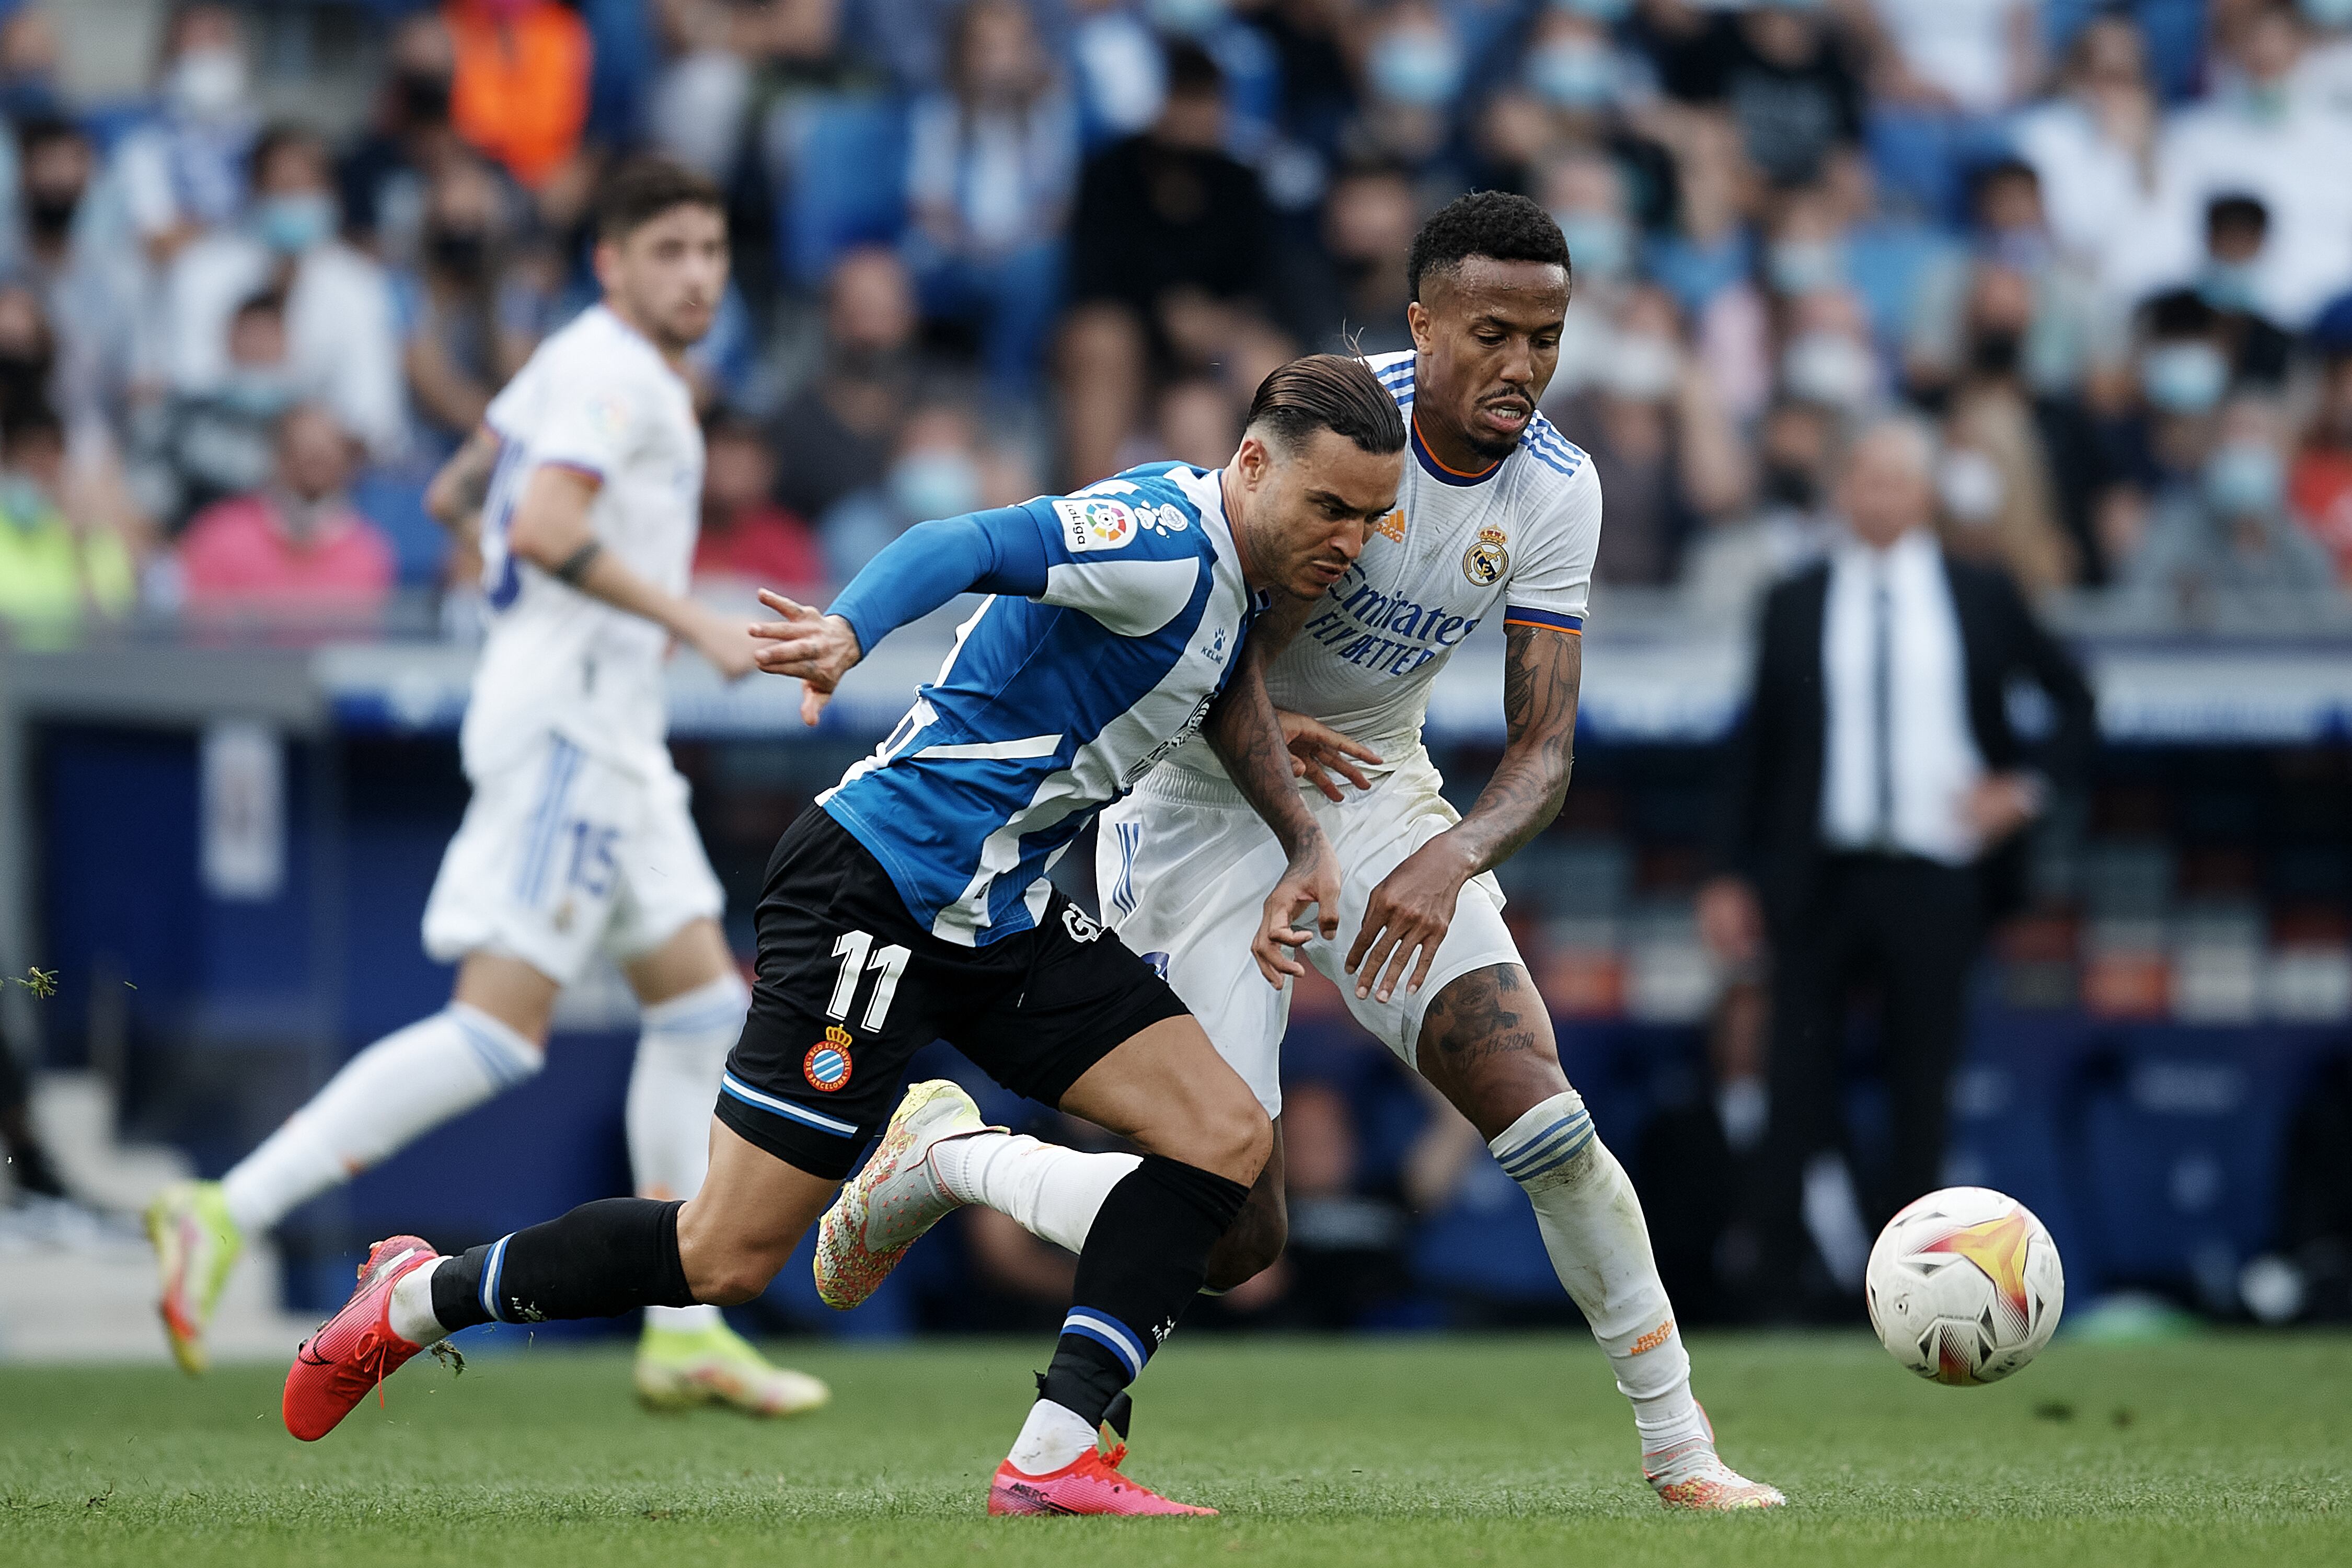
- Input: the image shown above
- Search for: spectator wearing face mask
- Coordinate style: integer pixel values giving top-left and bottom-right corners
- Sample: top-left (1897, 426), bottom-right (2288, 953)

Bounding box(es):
top-left (1355, 3), bottom-right (1470, 175)
top-left (1683, 396), bottom-right (1842, 619)
top-left (14, 118), bottom-right (143, 447)
top-left (1906, 159), bottom-right (2100, 401)
top-left (2190, 196), bottom-right (2294, 388)
top-left (1550, 285), bottom-right (1747, 586)
top-left (818, 398), bottom-right (999, 581)
top-left (107, 3), bottom-right (259, 268)
top-left (399, 157), bottom-right (530, 457)
top-left (2142, 1), bottom-right (2352, 328)
top-left (1933, 376), bottom-right (2076, 599)
top-left (339, 9), bottom-right (465, 265)
top-left (1498, 6), bottom-right (1678, 218)
top-left (128, 292), bottom-right (297, 535)
top-left (2120, 396), bottom-right (2339, 617)
top-left (0, 403), bottom-right (135, 648)
top-left (1777, 288), bottom-right (1882, 419)
top-left (2094, 293), bottom-right (2237, 571)
top-left (1527, 147), bottom-right (1670, 388)
top-left (176, 403), bottom-right (394, 622)
top-left (162, 125), bottom-right (404, 459)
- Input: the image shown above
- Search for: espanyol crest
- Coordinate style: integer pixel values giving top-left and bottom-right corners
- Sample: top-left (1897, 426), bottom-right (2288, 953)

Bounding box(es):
top-left (803, 1026), bottom-right (855, 1092)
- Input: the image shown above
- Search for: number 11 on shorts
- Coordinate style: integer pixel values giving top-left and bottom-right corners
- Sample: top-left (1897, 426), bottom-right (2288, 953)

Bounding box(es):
top-left (827, 930), bottom-right (911, 1031)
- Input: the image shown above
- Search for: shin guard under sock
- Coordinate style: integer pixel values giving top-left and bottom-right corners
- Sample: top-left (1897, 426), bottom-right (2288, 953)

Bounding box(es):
top-left (430, 1197), bottom-right (697, 1330)
top-left (1039, 1155), bottom-right (1248, 1427)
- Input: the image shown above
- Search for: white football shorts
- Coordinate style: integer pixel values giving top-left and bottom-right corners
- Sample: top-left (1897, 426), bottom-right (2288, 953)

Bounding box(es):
top-left (1097, 747), bottom-right (1520, 1117)
top-left (421, 730), bottom-right (724, 986)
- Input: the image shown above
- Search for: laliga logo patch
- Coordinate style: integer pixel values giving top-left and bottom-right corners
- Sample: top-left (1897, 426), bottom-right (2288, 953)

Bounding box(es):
top-left (1054, 496), bottom-right (1138, 552)
top-left (586, 390), bottom-right (632, 444)
top-left (1062, 906), bottom-right (1105, 943)
top-left (803, 1026), bottom-right (855, 1092)
top-left (1462, 524), bottom-right (1510, 586)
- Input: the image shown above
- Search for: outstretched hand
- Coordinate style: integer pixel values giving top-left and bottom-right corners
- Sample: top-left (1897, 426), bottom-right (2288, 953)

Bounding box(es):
top-left (1252, 834), bottom-right (1342, 988)
top-left (751, 589), bottom-right (863, 726)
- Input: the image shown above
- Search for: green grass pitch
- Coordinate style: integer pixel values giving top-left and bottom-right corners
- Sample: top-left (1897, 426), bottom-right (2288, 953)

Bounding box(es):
top-left (2, 1333), bottom-right (2346, 1566)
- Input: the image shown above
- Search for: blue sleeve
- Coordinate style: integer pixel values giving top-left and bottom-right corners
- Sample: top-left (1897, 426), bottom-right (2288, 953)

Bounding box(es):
top-left (825, 504), bottom-right (1052, 655)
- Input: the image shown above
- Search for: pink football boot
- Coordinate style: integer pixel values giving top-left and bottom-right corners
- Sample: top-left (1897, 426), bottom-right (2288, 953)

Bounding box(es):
top-left (987, 1444), bottom-right (1217, 1516)
top-left (282, 1235), bottom-right (439, 1441)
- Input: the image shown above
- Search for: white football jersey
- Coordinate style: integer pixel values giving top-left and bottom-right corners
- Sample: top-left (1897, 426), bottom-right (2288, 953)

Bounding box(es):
top-left (1166, 349), bottom-right (1602, 778)
top-left (466, 305), bottom-right (705, 780)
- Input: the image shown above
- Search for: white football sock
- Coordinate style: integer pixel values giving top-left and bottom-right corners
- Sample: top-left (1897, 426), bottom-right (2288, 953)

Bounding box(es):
top-left (388, 1257), bottom-right (451, 1347)
top-left (627, 973), bottom-right (748, 1335)
top-left (220, 1005), bottom-right (542, 1233)
top-left (929, 1131), bottom-right (1141, 1254)
top-left (1490, 1090), bottom-right (1708, 1456)
top-left (1006, 1398), bottom-right (1099, 1475)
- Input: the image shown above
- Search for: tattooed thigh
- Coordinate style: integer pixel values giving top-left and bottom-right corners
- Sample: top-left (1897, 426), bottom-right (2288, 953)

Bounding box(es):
top-left (1413, 964), bottom-right (1571, 1138)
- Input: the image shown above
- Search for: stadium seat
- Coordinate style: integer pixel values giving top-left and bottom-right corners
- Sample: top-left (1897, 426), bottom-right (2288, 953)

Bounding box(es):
top-left (767, 95), bottom-right (909, 289)
top-left (350, 466), bottom-right (447, 589)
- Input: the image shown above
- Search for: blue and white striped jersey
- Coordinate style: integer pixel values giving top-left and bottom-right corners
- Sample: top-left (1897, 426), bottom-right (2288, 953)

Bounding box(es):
top-left (820, 462), bottom-right (1266, 947)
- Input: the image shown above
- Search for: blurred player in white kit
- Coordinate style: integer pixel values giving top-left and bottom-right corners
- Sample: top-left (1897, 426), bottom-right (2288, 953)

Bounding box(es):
top-left (145, 159), bottom-right (825, 1417)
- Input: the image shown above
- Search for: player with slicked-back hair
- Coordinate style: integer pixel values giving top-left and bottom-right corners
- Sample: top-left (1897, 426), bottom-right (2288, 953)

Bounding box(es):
top-left (831, 192), bottom-right (1785, 1510)
top-left (279, 354), bottom-right (1420, 1517)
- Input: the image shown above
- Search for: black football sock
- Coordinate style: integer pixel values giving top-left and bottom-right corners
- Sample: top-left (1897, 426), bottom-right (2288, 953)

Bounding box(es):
top-left (1040, 1155), bottom-right (1249, 1427)
top-left (429, 1197), bottom-right (697, 1331)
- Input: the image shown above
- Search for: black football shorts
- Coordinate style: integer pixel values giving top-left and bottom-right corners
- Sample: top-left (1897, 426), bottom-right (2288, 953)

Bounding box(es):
top-left (716, 806), bottom-right (1190, 1180)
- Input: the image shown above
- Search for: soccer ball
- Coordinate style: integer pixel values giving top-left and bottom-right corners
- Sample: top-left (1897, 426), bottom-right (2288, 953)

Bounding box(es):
top-left (1865, 1186), bottom-right (2064, 1387)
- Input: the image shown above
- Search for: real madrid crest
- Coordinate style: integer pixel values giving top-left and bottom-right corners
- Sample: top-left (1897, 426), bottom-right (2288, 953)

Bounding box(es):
top-left (804, 1025), bottom-right (854, 1092)
top-left (1462, 524), bottom-right (1510, 585)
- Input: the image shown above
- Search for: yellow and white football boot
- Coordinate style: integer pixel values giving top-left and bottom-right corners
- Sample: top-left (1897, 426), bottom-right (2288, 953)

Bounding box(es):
top-left (813, 1079), bottom-right (996, 1310)
top-left (633, 1317), bottom-right (831, 1417)
top-left (145, 1179), bottom-right (243, 1376)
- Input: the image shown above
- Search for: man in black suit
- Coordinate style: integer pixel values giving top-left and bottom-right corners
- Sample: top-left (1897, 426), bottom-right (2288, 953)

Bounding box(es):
top-left (1698, 416), bottom-right (2095, 1310)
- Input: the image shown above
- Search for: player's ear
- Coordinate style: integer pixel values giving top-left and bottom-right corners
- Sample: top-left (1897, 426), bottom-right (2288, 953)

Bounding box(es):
top-left (1405, 299), bottom-right (1432, 354)
top-left (1234, 432), bottom-right (1269, 488)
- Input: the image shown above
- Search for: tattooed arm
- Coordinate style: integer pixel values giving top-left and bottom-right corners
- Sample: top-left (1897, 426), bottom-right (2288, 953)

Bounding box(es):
top-left (424, 423), bottom-right (500, 544)
top-left (1440, 622), bottom-right (1582, 871)
top-left (1344, 625), bottom-right (1581, 1004)
top-left (1207, 603), bottom-right (1343, 987)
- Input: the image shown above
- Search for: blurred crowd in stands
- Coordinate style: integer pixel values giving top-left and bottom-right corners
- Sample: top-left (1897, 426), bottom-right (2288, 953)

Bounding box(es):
top-left (3, 0), bottom-right (2348, 1328)
top-left (1, 0), bottom-right (2351, 645)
